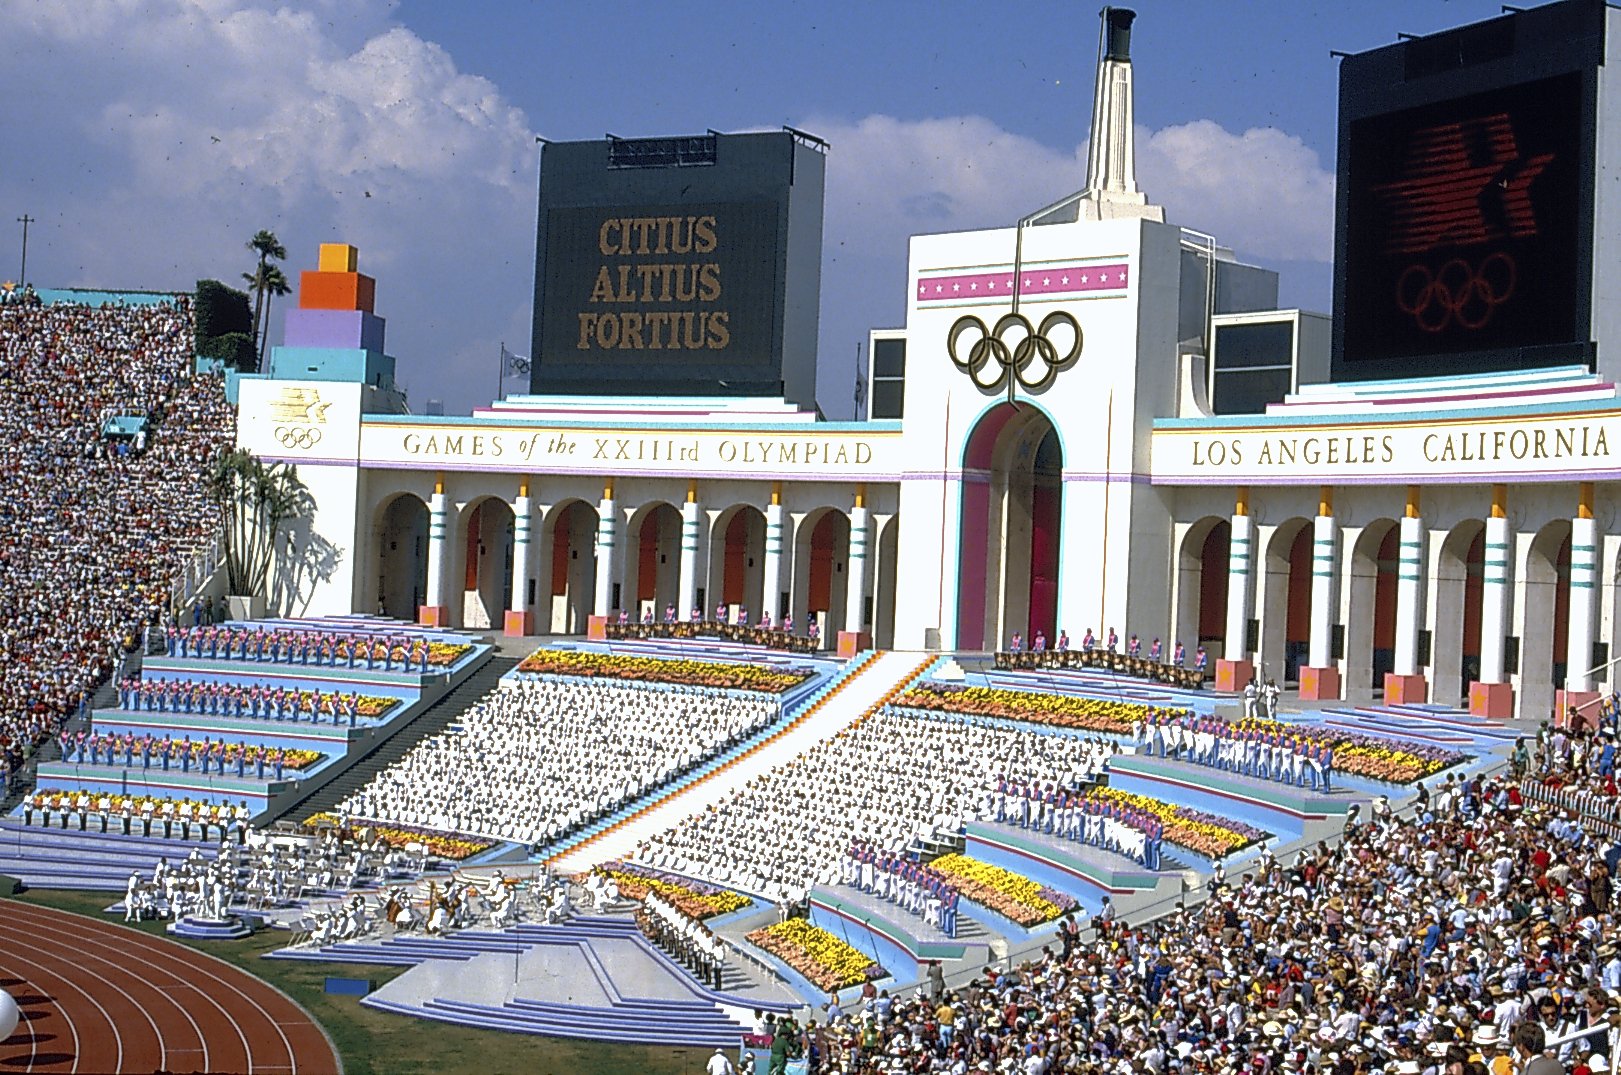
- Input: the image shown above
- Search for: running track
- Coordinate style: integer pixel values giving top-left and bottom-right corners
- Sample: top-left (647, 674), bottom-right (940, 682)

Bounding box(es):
top-left (0, 901), bottom-right (341, 1073)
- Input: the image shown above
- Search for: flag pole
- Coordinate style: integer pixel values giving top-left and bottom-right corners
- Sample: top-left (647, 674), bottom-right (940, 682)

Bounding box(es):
top-left (496, 341), bottom-right (504, 404)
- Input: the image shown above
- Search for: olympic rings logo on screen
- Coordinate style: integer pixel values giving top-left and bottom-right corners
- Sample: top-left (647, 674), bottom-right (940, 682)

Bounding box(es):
top-left (946, 310), bottom-right (1083, 393)
top-left (274, 425), bottom-right (323, 450)
top-left (1395, 253), bottom-right (1517, 333)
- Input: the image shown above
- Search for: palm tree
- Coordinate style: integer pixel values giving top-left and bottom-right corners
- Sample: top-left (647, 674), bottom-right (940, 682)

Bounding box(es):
top-left (256, 265), bottom-right (291, 361)
top-left (207, 448), bottom-right (309, 597)
top-left (245, 230), bottom-right (287, 365)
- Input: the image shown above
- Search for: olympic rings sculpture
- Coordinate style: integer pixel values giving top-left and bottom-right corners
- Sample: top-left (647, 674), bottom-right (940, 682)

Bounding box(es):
top-left (1395, 253), bottom-right (1517, 333)
top-left (274, 425), bottom-right (323, 449)
top-left (946, 309), bottom-right (1083, 393)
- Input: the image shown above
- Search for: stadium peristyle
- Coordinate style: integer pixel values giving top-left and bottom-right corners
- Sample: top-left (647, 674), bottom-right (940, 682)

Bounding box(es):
top-left (3, 4), bottom-right (1621, 1073)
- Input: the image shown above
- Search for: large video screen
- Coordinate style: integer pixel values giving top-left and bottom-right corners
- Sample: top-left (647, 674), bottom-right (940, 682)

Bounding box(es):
top-left (1340, 73), bottom-right (1586, 367)
top-left (538, 201), bottom-right (781, 369)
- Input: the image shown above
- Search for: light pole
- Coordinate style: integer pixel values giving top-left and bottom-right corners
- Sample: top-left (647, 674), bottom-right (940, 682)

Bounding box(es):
top-left (15, 214), bottom-right (32, 286)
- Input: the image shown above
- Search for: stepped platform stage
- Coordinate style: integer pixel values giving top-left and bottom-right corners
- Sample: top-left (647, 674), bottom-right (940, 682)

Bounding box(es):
top-left (960, 821), bottom-right (1185, 914)
top-left (21, 615), bottom-right (494, 819)
top-left (0, 817), bottom-right (219, 891)
top-left (1105, 753), bottom-right (1360, 842)
top-left (981, 666), bottom-right (1229, 716)
top-left (1319, 703), bottom-right (1520, 746)
top-left (807, 884), bottom-right (991, 985)
top-left (272, 915), bottom-right (795, 1047)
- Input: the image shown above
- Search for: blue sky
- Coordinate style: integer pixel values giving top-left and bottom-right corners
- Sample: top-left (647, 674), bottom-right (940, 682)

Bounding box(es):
top-left (0, 0), bottom-right (1531, 416)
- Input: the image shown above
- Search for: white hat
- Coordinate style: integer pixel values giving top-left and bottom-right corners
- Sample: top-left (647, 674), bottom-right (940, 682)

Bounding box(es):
top-left (1592, 1056), bottom-right (1611, 1074)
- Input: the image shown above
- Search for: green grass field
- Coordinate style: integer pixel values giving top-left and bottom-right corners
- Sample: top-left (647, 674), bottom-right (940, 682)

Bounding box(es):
top-left (14, 889), bottom-right (707, 1075)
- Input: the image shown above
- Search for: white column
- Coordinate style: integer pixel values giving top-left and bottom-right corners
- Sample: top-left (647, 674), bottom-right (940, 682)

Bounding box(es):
top-left (593, 496), bottom-right (618, 617)
top-left (509, 494), bottom-right (532, 616)
top-left (678, 496), bottom-right (700, 620)
top-left (845, 504), bottom-right (870, 635)
top-left (1224, 513), bottom-right (1254, 662)
top-left (1307, 513), bottom-right (1338, 669)
top-left (424, 489), bottom-right (449, 611)
top-left (762, 501), bottom-right (784, 621)
top-left (1393, 514), bottom-right (1426, 677)
top-left (1567, 515), bottom-right (1600, 692)
top-left (1479, 514), bottom-right (1511, 684)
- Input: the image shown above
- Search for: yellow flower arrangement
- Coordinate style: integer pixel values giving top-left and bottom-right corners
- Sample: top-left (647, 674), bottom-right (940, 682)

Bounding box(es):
top-left (895, 683), bottom-right (1181, 736)
top-left (32, 789), bottom-right (235, 824)
top-left (303, 812), bottom-right (495, 860)
top-left (1087, 787), bottom-right (1270, 857)
top-left (746, 919), bottom-right (884, 993)
top-left (929, 853), bottom-right (1074, 927)
top-left (517, 648), bottom-right (811, 693)
top-left (425, 641), bottom-right (472, 666)
top-left (594, 866), bottom-right (752, 919)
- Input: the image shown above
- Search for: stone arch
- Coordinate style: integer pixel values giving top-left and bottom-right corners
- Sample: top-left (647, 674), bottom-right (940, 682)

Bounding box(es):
top-left (874, 515), bottom-right (900, 649)
top-left (374, 493), bottom-right (429, 620)
top-left (1522, 519), bottom-right (1573, 719)
top-left (623, 501), bottom-right (681, 622)
top-left (708, 504), bottom-right (768, 622)
top-left (955, 401), bottom-right (1063, 651)
top-left (1432, 520), bottom-right (1486, 707)
top-left (1345, 519), bottom-right (1400, 699)
top-left (455, 496), bottom-right (515, 630)
top-left (791, 506), bottom-right (850, 644)
top-left (541, 498), bottom-right (598, 635)
top-left (1259, 519), bottom-right (1313, 684)
top-left (1174, 516), bottom-right (1230, 665)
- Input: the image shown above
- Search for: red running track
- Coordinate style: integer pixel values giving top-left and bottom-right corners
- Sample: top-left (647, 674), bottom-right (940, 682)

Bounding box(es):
top-left (0, 900), bottom-right (341, 1073)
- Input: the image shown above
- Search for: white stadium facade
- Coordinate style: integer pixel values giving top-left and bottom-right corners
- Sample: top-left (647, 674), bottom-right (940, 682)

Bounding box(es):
top-left (237, 0), bottom-right (1621, 726)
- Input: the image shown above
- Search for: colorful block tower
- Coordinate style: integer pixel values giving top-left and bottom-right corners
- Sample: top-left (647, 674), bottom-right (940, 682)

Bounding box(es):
top-left (266, 244), bottom-right (400, 396)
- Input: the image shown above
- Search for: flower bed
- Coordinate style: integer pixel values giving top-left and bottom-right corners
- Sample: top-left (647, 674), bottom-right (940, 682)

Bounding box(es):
top-left (1087, 787), bottom-right (1270, 858)
top-left (929, 853), bottom-right (1077, 928)
top-left (746, 919), bottom-right (885, 994)
top-left (894, 681), bottom-right (1180, 736)
top-left (592, 861), bottom-right (753, 919)
top-left (291, 692), bottom-right (398, 718)
top-left (31, 790), bottom-right (239, 825)
top-left (1236, 719), bottom-right (1466, 784)
top-left (517, 649), bottom-right (812, 694)
top-left (425, 641), bottom-right (472, 666)
top-left (304, 812), bottom-right (496, 860)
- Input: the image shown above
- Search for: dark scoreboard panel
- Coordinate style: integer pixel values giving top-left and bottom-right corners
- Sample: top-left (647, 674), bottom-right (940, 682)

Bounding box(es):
top-left (538, 201), bottom-right (781, 369)
top-left (1331, 0), bottom-right (1603, 382)
top-left (1340, 74), bottom-right (1585, 367)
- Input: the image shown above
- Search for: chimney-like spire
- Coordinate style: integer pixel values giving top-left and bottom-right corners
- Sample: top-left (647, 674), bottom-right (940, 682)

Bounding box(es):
top-left (1077, 7), bottom-right (1164, 223)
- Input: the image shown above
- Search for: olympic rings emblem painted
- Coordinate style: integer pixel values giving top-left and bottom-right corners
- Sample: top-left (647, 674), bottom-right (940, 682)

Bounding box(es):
top-left (1395, 253), bottom-right (1517, 333)
top-left (274, 425), bottom-right (323, 450)
top-left (946, 309), bottom-right (1083, 394)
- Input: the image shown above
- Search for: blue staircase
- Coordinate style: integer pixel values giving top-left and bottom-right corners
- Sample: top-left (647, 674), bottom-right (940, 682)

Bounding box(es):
top-left (0, 817), bottom-right (220, 890)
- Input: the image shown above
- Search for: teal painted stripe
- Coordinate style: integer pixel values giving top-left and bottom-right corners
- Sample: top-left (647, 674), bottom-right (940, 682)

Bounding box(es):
top-left (1573, 544), bottom-right (1596, 553)
top-left (1486, 542), bottom-right (1508, 551)
top-left (1312, 570), bottom-right (1336, 578)
top-left (1571, 580), bottom-right (1595, 589)
top-left (1398, 572), bottom-right (1422, 581)
top-left (1399, 541), bottom-right (1422, 550)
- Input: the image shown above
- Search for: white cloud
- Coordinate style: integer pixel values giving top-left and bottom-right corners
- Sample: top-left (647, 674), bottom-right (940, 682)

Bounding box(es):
top-left (0, 0), bottom-right (535, 415)
top-left (803, 111), bottom-right (1334, 416)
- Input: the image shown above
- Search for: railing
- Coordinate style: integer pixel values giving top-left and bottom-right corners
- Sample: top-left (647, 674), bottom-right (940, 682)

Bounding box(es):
top-left (1518, 777), bottom-right (1621, 841)
top-left (169, 531), bottom-right (226, 611)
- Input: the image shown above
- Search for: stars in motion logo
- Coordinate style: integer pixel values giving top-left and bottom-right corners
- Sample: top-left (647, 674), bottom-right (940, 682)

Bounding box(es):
top-left (1370, 113), bottom-right (1552, 334)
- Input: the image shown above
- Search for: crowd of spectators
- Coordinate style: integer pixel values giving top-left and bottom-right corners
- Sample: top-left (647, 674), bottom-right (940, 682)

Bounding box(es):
top-left (633, 706), bottom-right (1110, 901)
top-left (751, 752), bottom-right (1621, 1075)
top-left (0, 298), bottom-right (231, 768)
top-left (338, 676), bottom-right (782, 846)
